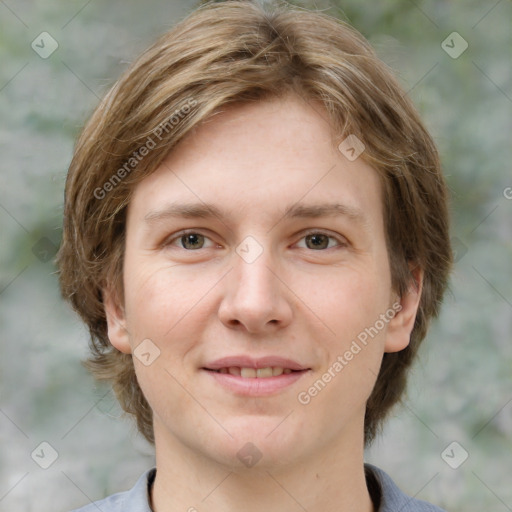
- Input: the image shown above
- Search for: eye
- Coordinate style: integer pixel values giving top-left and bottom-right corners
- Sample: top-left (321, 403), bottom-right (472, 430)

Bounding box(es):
top-left (164, 230), bottom-right (216, 250)
top-left (163, 230), bottom-right (347, 252)
top-left (296, 231), bottom-right (347, 251)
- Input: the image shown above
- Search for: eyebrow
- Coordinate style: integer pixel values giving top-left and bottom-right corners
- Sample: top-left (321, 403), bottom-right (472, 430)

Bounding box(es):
top-left (144, 201), bottom-right (369, 228)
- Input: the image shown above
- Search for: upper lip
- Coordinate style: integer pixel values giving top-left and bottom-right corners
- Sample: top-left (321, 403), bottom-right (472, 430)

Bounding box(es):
top-left (203, 355), bottom-right (309, 371)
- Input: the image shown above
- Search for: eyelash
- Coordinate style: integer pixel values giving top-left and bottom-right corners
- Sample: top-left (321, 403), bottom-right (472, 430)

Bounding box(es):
top-left (163, 229), bottom-right (348, 251)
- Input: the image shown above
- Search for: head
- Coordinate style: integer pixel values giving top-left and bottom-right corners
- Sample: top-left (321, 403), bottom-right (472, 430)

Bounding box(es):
top-left (58, 0), bottom-right (452, 459)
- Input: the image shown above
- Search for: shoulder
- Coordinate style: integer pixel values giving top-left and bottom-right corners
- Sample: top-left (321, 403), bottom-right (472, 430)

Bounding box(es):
top-left (70, 491), bottom-right (128, 512)
top-left (365, 463), bottom-right (447, 512)
top-left (69, 468), bottom-right (155, 512)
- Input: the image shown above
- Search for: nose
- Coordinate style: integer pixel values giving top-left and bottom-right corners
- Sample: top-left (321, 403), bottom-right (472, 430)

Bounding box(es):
top-left (217, 244), bottom-right (293, 334)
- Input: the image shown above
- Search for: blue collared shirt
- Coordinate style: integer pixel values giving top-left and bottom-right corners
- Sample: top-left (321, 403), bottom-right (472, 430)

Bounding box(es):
top-left (70, 463), bottom-right (446, 511)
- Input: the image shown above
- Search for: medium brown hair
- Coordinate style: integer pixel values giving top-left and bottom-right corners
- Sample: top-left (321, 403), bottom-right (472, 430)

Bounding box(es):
top-left (57, 0), bottom-right (452, 446)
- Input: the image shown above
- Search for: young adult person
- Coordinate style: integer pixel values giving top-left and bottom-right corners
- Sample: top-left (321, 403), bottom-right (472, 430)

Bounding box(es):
top-left (58, 1), bottom-right (452, 510)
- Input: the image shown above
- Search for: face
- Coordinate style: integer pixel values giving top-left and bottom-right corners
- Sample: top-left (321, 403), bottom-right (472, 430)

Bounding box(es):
top-left (105, 94), bottom-right (421, 470)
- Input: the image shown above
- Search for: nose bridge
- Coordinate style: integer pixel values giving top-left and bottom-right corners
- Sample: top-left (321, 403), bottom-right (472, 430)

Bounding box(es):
top-left (218, 235), bottom-right (292, 332)
top-left (235, 246), bottom-right (275, 298)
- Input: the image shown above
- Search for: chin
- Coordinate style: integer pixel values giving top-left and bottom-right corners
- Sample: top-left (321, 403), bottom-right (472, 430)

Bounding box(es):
top-left (203, 415), bottom-right (310, 470)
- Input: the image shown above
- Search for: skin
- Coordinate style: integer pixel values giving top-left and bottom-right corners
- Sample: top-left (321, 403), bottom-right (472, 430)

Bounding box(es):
top-left (105, 93), bottom-right (422, 512)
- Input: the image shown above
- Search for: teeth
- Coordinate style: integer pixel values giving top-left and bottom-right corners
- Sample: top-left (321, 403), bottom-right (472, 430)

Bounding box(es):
top-left (256, 367), bottom-right (273, 378)
top-left (240, 367), bottom-right (257, 378)
top-left (216, 366), bottom-right (295, 378)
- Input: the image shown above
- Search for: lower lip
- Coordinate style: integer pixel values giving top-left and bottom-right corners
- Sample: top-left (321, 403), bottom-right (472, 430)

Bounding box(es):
top-left (202, 369), bottom-right (309, 396)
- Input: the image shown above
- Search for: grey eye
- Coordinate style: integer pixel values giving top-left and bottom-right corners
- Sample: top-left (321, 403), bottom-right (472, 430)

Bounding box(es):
top-left (305, 233), bottom-right (330, 250)
top-left (180, 233), bottom-right (206, 250)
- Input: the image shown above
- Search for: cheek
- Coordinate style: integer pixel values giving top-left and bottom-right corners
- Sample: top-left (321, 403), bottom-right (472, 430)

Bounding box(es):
top-left (121, 262), bottom-right (212, 418)
top-left (300, 263), bottom-right (391, 400)
top-left (298, 290), bottom-right (389, 425)
top-left (305, 264), bottom-right (391, 342)
top-left (123, 267), bottom-right (170, 340)
top-left (122, 259), bottom-right (213, 341)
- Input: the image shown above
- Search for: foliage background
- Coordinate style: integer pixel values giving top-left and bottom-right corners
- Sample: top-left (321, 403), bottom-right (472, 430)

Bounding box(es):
top-left (0, 0), bottom-right (510, 510)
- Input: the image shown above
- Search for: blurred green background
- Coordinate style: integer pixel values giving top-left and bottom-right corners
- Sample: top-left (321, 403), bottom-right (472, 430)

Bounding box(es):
top-left (0, 0), bottom-right (510, 510)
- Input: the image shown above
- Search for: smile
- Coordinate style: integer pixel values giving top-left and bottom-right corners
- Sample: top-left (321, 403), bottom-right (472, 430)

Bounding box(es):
top-left (206, 366), bottom-right (296, 378)
top-left (202, 367), bottom-right (310, 396)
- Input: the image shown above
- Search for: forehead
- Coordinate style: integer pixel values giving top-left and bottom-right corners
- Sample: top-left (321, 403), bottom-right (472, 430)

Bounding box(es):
top-left (128, 94), bottom-right (383, 231)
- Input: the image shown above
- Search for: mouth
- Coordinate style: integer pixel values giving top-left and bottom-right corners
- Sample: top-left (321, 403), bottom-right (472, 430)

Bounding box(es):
top-left (202, 366), bottom-right (302, 378)
top-left (201, 356), bottom-right (311, 396)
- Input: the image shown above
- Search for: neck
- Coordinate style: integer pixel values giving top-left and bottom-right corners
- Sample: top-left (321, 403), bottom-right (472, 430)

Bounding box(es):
top-left (150, 418), bottom-right (375, 512)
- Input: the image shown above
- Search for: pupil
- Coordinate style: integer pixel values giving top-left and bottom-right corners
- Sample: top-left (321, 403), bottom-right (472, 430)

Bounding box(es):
top-left (308, 234), bottom-right (328, 249)
top-left (183, 234), bottom-right (203, 249)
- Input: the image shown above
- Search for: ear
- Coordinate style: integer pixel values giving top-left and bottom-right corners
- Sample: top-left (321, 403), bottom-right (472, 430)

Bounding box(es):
top-left (103, 285), bottom-right (132, 354)
top-left (384, 265), bottom-right (423, 353)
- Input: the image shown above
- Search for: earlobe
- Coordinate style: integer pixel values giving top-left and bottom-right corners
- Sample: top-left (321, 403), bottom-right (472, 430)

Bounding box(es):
top-left (103, 286), bottom-right (132, 354)
top-left (384, 265), bottom-right (423, 353)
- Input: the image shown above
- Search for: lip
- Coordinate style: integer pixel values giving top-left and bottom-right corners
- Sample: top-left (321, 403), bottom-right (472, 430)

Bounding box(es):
top-left (201, 355), bottom-right (311, 397)
top-left (202, 368), bottom-right (310, 396)
top-left (203, 355), bottom-right (308, 371)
